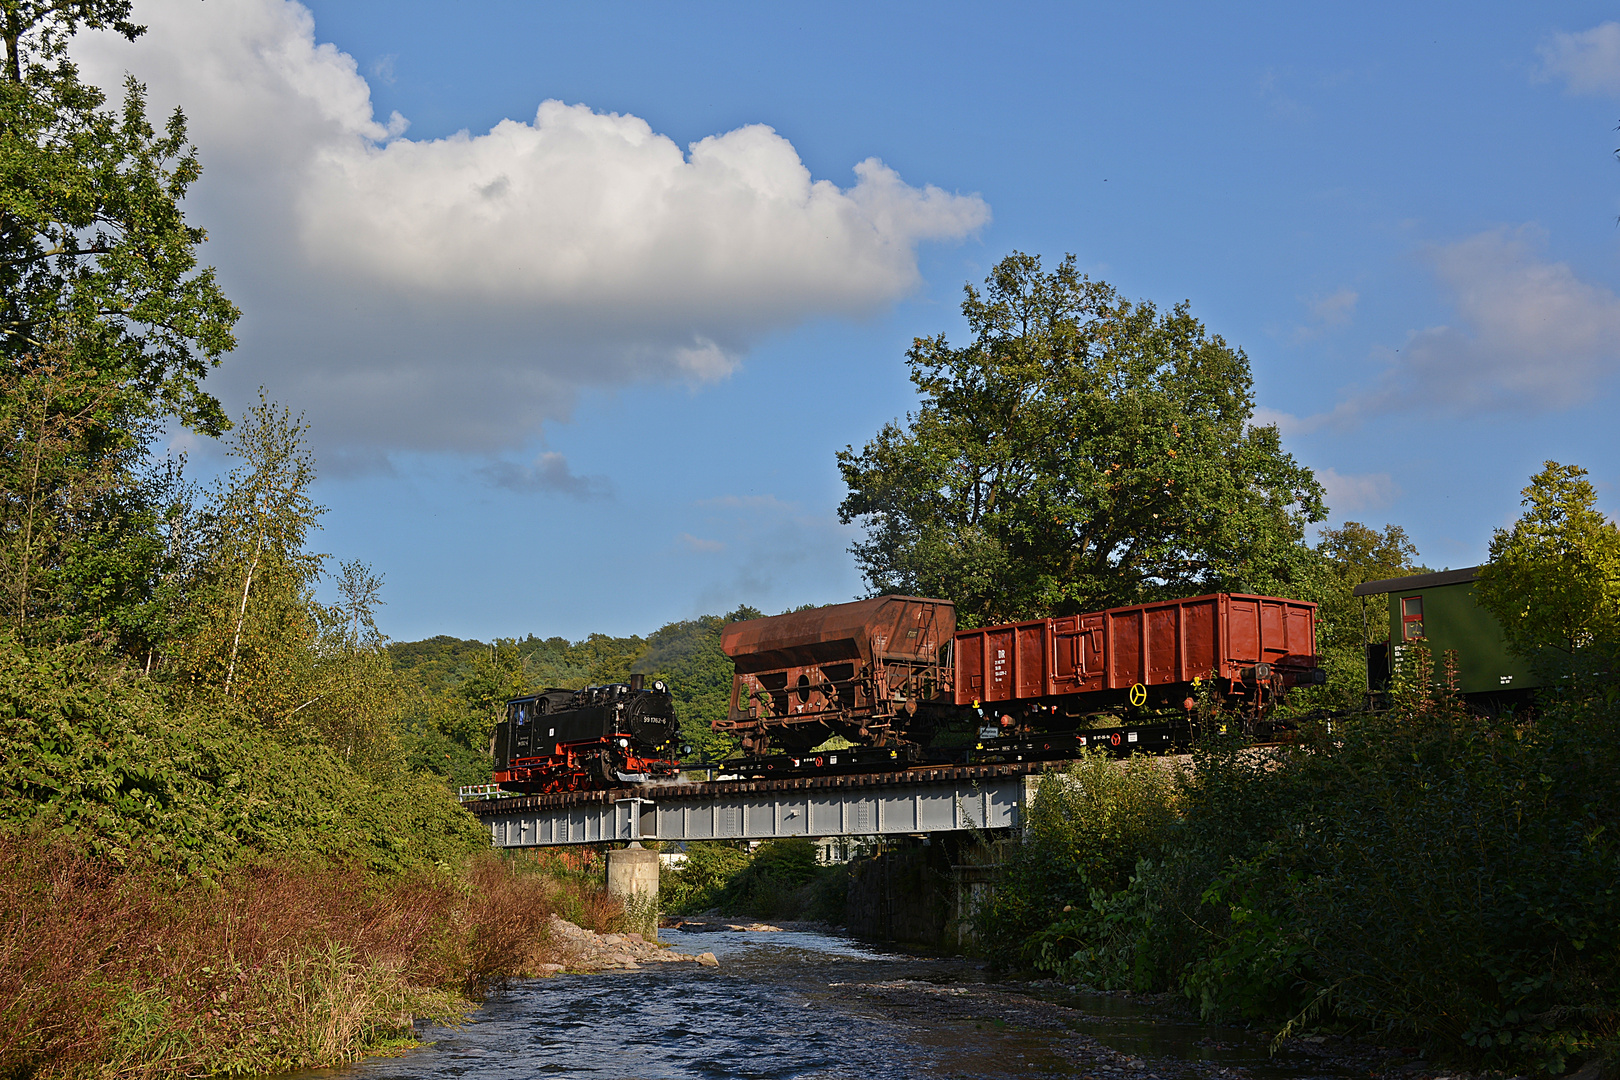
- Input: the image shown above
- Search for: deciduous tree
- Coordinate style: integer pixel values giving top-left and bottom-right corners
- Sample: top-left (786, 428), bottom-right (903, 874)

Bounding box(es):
top-left (838, 253), bottom-right (1325, 626)
top-left (1314, 521), bottom-right (1423, 653)
top-left (1476, 461), bottom-right (1620, 656)
top-left (2, 0), bottom-right (238, 434)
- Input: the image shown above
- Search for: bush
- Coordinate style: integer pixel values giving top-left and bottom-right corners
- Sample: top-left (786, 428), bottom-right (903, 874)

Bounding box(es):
top-left (660, 842), bottom-right (753, 914)
top-left (978, 659), bottom-right (1620, 1077)
top-left (977, 751), bottom-right (1180, 970)
top-left (661, 839), bottom-right (848, 921)
top-left (0, 636), bottom-right (489, 877)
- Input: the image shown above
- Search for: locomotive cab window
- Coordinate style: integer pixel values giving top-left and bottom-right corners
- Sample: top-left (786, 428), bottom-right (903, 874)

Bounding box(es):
top-left (1401, 596), bottom-right (1424, 641)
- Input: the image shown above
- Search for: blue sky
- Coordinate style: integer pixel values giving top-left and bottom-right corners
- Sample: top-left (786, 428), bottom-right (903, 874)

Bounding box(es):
top-left (76, 2), bottom-right (1620, 641)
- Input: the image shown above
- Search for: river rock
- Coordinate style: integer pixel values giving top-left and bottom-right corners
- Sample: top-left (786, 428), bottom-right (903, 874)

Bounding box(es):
top-left (543, 915), bottom-right (716, 974)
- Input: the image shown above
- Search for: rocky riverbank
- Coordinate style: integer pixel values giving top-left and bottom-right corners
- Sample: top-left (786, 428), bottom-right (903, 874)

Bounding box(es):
top-left (541, 915), bottom-right (718, 973)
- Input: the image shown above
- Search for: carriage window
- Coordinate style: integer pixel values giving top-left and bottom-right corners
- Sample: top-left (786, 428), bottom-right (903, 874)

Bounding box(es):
top-left (1401, 596), bottom-right (1424, 641)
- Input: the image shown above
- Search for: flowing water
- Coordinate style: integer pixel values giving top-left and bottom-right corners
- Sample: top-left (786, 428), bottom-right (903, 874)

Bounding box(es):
top-left (293, 927), bottom-right (1367, 1080)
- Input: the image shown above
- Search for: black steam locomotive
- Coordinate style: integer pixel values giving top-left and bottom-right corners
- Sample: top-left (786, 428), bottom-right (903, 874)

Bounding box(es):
top-left (491, 674), bottom-right (682, 794)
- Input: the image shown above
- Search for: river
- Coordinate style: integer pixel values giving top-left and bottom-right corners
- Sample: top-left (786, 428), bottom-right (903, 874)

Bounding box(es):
top-left (305, 927), bottom-right (1395, 1080)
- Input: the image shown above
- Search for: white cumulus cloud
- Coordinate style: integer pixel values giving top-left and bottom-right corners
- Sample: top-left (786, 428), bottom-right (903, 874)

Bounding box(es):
top-left (72, 0), bottom-right (988, 459)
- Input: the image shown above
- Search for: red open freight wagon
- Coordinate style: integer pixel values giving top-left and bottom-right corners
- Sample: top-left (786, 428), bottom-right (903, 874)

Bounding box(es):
top-left (953, 593), bottom-right (1321, 708)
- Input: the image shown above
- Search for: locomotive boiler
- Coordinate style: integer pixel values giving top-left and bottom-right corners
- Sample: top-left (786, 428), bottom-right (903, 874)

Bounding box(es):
top-left (492, 674), bottom-right (681, 794)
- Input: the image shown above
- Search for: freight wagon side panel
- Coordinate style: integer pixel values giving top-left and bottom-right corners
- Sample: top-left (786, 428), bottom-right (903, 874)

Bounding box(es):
top-left (1108, 608), bottom-right (1143, 690)
top-left (1225, 596), bottom-right (1260, 672)
top-left (1147, 605), bottom-right (1178, 683)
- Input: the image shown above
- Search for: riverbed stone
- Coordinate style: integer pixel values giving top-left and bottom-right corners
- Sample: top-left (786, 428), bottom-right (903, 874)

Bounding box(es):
top-left (544, 915), bottom-right (713, 973)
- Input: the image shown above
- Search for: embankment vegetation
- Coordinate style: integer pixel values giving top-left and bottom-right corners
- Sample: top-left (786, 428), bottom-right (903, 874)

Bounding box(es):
top-left (983, 672), bottom-right (1618, 1077)
top-left (0, 842), bottom-right (623, 1077)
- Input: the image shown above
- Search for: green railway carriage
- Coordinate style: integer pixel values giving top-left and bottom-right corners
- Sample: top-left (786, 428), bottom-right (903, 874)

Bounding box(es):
top-left (1354, 565), bottom-right (1545, 705)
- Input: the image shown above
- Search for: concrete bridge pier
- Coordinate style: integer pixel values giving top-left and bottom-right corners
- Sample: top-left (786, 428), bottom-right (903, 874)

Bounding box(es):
top-left (606, 842), bottom-right (660, 938)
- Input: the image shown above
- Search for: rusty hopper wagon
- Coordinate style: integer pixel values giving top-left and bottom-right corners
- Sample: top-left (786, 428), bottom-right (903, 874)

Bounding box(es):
top-left (955, 593), bottom-right (1325, 720)
top-left (717, 596), bottom-right (956, 754)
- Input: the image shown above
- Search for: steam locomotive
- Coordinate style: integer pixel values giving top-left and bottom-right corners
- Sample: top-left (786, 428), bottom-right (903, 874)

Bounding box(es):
top-left (491, 674), bottom-right (682, 794)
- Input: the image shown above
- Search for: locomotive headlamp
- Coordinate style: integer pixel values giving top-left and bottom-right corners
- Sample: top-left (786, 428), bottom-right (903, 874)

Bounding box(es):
top-left (653, 680), bottom-right (667, 692)
top-left (618, 738), bottom-right (629, 747)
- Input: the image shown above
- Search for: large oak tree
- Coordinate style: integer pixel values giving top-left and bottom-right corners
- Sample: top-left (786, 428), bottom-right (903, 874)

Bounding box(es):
top-left (838, 253), bottom-right (1325, 626)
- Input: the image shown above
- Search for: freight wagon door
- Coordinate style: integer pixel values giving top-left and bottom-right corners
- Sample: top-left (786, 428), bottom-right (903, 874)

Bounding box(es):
top-left (1225, 597), bottom-right (1261, 671)
top-left (1077, 616), bottom-right (1106, 691)
top-left (955, 630), bottom-right (986, 705)
top-left (1280, 602), bottom-right (1315, 660)
top-left (1181, 597), bottom-right (1218, 682)
top-left (984, 626), bottom-right (1016, 703)
top-left (1108, 609), bottom-right (1144, 689)
top-left (1016, 623), bottom-right (1047, 699)
top-left (1053, 617), bottom-right (1080, 693)
top-left (1146, 606), bottom-right (1179, 685)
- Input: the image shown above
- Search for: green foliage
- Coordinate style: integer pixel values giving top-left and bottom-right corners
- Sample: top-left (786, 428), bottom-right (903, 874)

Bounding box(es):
top-left (0, 345), bottom-right (193, 654)
top-left (980, 682), bottom-right (1620, 1076)
top-left (0, 635), bottom-right (487, 877)
top-left (1477, 461), bottom-right (1620, 657)
top-left (837, 251), bottom-right (1325, 626)
top-left (979, 752), bottom-right (1179, 968)
top-left (1299, 521), bottom-right (1426, 708)
top-left (660, 838), bottom-right (842, 921)
top-left (659, 841), bottom-right (753, 914)
top-left (0, 2), bottom-right (239, 435)
top-left (164, 395), bottom-right (326, 724)
top-left (1314, 521), bottom-right (1423, 653)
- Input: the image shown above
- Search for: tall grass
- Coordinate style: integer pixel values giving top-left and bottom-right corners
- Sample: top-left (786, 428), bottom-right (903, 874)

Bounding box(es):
top-left (0, 835), bottom-right (622, 1079)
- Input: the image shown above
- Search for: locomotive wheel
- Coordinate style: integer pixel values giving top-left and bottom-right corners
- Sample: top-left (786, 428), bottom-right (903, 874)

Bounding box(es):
top-left (586, 754), bottom-right (613, 787)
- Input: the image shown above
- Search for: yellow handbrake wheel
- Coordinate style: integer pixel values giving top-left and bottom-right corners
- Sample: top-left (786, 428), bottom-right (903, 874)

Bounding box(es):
top-left (1129, 683), bottom-right (1147, 707)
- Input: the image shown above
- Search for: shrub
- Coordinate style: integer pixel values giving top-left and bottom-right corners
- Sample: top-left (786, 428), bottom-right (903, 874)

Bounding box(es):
top-left (977, 751), bottom-right (1180, 970)
top-left (660, 842), bottom-right (752, 914)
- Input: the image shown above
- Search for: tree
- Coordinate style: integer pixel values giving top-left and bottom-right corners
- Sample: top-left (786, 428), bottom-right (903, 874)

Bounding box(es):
top-left (166, 396), bottom-right (325, 725)
top-left (2, 0), bottom-right (238, 435)
top-left (0, 343), bottom-right (178, 648)
top-left (0, 1), bottom-right (237, 657)
top-left (838, 252), bottom-right (1325, 626)
top-left (1476, 462), bottom-right (1620, 656)
top-left (1314, 521), bottom-right (1423, 654)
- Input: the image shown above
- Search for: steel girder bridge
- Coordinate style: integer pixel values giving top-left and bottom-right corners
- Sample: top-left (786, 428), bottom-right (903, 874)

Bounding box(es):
top-left (463, 762), bottom-right (1046, 848)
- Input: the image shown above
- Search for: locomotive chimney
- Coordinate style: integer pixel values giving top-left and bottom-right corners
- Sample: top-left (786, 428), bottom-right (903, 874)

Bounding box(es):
top-left (629, 673), bottom-right (644, 692)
